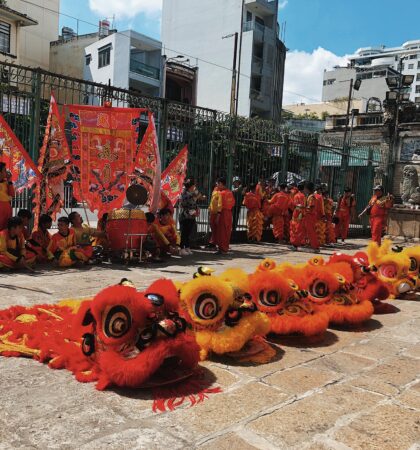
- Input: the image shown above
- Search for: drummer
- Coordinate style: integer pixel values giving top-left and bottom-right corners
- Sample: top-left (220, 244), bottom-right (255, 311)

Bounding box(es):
top-left (150, 208), bottom-right (181, 257)
top-left (68, 212), bottom-right (106, 263)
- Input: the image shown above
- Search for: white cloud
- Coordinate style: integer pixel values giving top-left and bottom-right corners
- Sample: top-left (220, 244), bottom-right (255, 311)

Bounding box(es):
top-left (89, 0), bottom-right (162, 20)
top-left (278, 1), bottom-right (288, 9)
top-left (283, 47), bottom-right (350, 106)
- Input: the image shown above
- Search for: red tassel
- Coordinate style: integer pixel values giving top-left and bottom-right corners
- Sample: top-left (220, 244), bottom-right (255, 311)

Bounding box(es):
top-left (152, 369), bottom-right (222, 413)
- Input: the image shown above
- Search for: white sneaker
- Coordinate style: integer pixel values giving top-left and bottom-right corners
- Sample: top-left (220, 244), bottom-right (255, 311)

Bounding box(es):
top-left (180, 249), bottom-right (189, 256)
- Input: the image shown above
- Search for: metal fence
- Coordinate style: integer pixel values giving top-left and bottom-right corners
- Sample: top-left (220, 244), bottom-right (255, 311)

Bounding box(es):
top-left (1, 61), bottom-right (382, 237)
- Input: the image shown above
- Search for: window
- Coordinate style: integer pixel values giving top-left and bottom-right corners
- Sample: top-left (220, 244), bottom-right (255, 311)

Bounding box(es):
top-left (417, 73), bottom-right (420, 81)
top-left (418, 61), bottom-right (420, 69)
top-left (409, 54), bottom-right (418, 59)
top-left (416, 97), bottom-right (420, 103)
top-left (246, 11), bottom-right (252, 22)
top-left (409, 64), bottom-right (414, 70)
top-left (98, 44), bottom-right (111, 68)
top-left (0, 21), bottom-right (11, 54)
top-left (85, 54), bottom-right (91, 66)
top-left (416, 85), bottom-right (420, 93)
top-left (323, 78), bottom-right (336, 86)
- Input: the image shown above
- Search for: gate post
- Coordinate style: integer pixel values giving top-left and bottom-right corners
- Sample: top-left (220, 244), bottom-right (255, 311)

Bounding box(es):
top-left (29, 68), bottom-right (42, 161)
top-left (158, 98), bottom-right (168, 165)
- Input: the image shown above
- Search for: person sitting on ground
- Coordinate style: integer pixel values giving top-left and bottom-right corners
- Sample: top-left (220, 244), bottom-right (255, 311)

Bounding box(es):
top-left (68, 211), bottom-right (106, 262)
top-left (0, 217), bottom-right (36, 270)
top-left (151, 208), bottom-right (181, 257)
top-left (48, 216), bottom-right (89, 267)
top-left (17, 209), bottom-right (33, 240)
top-left (93, 213), bottom-right (109, 250)
top-left (27, 214), bottom-right (54, 263)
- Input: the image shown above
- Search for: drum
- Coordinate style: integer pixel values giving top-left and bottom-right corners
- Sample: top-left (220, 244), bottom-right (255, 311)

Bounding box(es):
top-left (106, 209), bottom-right (148, 252)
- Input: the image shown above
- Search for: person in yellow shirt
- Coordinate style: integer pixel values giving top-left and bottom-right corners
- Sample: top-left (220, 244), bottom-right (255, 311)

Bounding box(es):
top-left (0, 217), bottom-right (36, 270)
top-left (0, 162), bottom-right (14, 231)
top-left (68, 212), bottom-right (105, 262)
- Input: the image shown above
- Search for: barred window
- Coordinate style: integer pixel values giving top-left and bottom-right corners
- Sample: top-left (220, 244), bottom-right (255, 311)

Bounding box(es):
top-left (0, 21), bottom-right (11, 54)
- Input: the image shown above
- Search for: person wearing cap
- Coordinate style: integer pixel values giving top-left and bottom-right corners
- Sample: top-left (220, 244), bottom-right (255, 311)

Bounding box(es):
top-left (365, 185), bottom-right (394, 246)
top-left (231, 176), bottom-right (244, 232)
top-left (334, 187), bottom-right (356, 243)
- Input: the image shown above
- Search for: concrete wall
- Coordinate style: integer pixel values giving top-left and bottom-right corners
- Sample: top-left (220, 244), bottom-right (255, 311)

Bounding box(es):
top-left (50, 35), bottom-right (99, 79)
top-left (7, 0), bottom-right (59, 70)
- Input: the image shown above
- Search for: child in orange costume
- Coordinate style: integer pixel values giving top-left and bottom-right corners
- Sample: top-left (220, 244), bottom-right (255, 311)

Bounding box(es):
top-left (269, 183), bottom-right (290, 242)
top-left (27, 214), bottom-right (54, 263)
top-left (243, 183), bottom-right (264, 242)
top-left (208, 178), bottom-right (235, 254)
top-left (150, 208), bottom-right (180, 256)
top-left (0, 163), bottom-right (14, 231)
top-left (290, 183), bottom-right (306, 248)
top-left (48, 217), bottom-right (89, 267)
top-left (0, 217), bottom-right (36, 270)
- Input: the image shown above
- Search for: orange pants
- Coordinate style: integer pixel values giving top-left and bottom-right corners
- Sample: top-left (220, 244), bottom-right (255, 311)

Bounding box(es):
top-left (326, 219), bottom-right (336, 244)
top-left (290, 218), bottom-right (305, 247)
top-left (0, 252), bottom-right (36, 269)
top-left (210, 210), bottom-right (233, 252)
top-left (370, 216), bottom-right (385, 246)
top-left (304, 214), bottom-right (320, 249)
top-left (316, 220), bottom-right (326, 246)
top-left (0, 201), bottom-right (12, 231)
top-left (335, 213), bottom-right (351, 240)
top-left (272, 215), bottom-right (285, 241)
top-left (284, 212), bottom-right (291, 243)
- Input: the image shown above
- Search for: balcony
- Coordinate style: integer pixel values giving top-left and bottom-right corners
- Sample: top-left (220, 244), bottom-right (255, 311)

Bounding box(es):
top-left (243, 21), bottom-right (265, 42)
top-left (245, 0), bottom-right (277, 16)
top-left (130, 59), bottom-right (160, 80)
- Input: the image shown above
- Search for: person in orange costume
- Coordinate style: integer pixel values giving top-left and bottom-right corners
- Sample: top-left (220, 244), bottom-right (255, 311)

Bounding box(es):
top-left (0, 217), bottom-right (36, 270)
top-left (322, 191), bottom-right (336, 245)
top-left (208, 177), bottom-right (235, 254)
top-left (150, 208), bottom-right (180, 256)
top-left (314, 185), bottom-right (327, 246)
top-left (269, 182), bottom-right (290, 242)
top-left (17, 209), bottom-right (32, 240)
top-left (68, 211), bottom-right (105, 261)
top-left (27, 214), bottom-right (54, 263)
top-left (0, 162), bottom-right (14, 231)
top-left (290, 182), bottom-right (306, 248)
top-left (243, 183), bottom-right (263, 242)
top-left (364, 185), bottom-right (394, 246)
top-left (334, 187), bottom-right (356, 243)
top-left (284, 183), bottom-right (298, 243)
top-left (48, 216), bottom-right (89, 267)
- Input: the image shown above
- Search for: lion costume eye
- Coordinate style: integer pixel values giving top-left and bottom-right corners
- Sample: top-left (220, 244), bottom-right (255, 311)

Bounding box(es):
top-left (258, 290), bottom-right (281, 307)
top-left (310, 280), bottom-right (329, 298)
top-left (104, 306), bottom-right (132, 338)
top-left (194, 294), bottom-right (219, 320)
top-left (409, 258), bottom-right (418, 272)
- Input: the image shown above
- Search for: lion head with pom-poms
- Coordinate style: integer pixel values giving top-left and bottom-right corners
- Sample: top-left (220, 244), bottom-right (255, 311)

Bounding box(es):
top-left (367, 240), bottom-right (415, 297)
top-left (391, 245), bottom-right (420, 292)
top-left (0, 279), bottom-right (200, 391)
top-left (178, 268), bottom-right (270, 361)
top-left (248, 259), bottom-right (329, 337)
top-left (298, 257), bottom-right (374, 325)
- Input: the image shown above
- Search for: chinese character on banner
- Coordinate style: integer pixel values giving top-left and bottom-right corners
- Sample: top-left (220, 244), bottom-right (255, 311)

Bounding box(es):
top-left (0, 115), bottom-right (40, 193)
top-left (69, 105), bottom-right (146, 214)
top-left (34, 94), bottom-right (72, 226)
top-left (161, 146), bottom-right (188, 207)
top-left (134, 112), bottom-right (161, 212)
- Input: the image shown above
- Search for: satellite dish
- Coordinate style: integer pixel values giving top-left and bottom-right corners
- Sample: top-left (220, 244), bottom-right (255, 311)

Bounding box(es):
top-left (126, 184), bottom-right (148, 206)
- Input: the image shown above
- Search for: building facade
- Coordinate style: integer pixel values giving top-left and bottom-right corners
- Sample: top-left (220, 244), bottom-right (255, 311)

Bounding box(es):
top-left (83, 30), bottom-right (163, 98)
top-left (322, 41), bottom-right (420, 107)
top-left (161, 0), bottom-right (286, 121)
top-left (1, 0), bottom-right (59, 70)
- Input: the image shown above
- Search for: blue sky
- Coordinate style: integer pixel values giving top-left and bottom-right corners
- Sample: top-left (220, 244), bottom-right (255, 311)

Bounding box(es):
top-left (59, 0), bottom-right (420, 104)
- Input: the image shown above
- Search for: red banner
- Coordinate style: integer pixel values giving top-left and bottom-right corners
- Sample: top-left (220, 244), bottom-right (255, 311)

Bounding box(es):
top-left (161, 146), bottom-right (189, 207)
top-left (34, 94), bottom-right (71, 225)
top-left (0, 115), bottom-right (40, 193)
top-left (134, 113), bottom-right (161, 212)
top-left (69, 105), bottom-right (144, 214)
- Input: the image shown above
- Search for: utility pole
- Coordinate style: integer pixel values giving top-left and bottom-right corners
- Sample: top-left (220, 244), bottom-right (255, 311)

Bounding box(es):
top-left (235, 0), bottom-right (245, 116)
top-left (224, 32), bottom-right (239, 115)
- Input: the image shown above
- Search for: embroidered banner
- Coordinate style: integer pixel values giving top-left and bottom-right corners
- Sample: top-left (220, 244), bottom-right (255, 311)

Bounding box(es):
top-left (134, 113), bottom-right (161, 212)
top-left (69, 105), bottom-right (144, 214)
top-left (34, 94), bottom-right (71, 225)
top-left (0, 115), bottom-right (40, 192)
top-left (161, 146), bottom-right (188, 207)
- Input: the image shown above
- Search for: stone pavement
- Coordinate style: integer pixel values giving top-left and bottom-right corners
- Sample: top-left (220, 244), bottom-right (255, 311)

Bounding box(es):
top-left (0, 239), bottom-right (419, 450)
